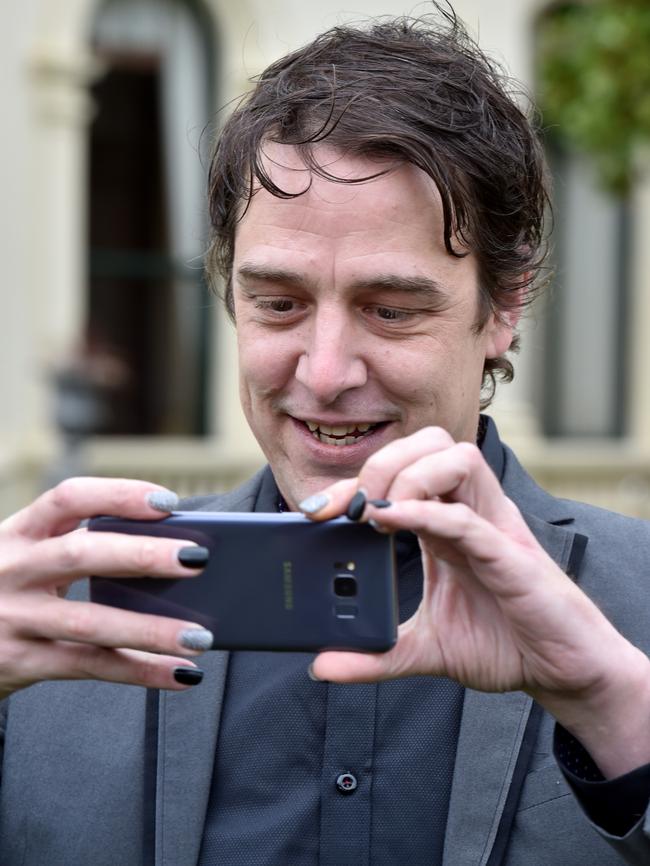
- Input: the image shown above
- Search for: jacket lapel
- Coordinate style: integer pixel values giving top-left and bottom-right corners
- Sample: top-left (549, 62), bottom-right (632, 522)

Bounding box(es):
top-left (153, 471), bottom-right (266, 866)
top-left (155, 652), bottom-right (230, 866)
top-left (443, 439), bottom-right (587, 866)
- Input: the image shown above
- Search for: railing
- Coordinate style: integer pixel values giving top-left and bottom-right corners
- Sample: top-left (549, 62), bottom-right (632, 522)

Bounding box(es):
top-left (2, 438), bottom-right (650, 521)
top-left (524, 450), bottom-right (650, 520)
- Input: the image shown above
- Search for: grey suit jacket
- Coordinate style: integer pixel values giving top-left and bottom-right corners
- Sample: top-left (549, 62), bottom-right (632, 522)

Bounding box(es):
top-left (1, 441), bottom-right (649, 866)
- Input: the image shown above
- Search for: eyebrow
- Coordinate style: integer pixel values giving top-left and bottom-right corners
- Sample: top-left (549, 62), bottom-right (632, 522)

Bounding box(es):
top-left (236, 264), bottom-right (450, 304)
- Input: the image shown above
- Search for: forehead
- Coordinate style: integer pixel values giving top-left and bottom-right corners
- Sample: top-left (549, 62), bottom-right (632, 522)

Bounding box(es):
top-left (238, 143), bottom-right (442, 231)
top-left (233, 143), bottom-right (477, 289)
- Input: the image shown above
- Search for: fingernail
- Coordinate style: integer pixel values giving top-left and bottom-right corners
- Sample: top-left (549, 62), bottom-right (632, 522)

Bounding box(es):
top-left (307, 663), bottom-right (322, 682)
top-left (368, 498), bottom-right (391, 508)
top-left (173, 666), bottom-right (204, 686)
top-left (346, 490), bottom-right (367, 521)
top-left (178, 546), bottom-right (209, 568)
top-left (178, 627), bottom-right (214, 651)
top-left (147, 490), bottom-right (180, 512)
top-left (299, 493), bottom-right (330, 514)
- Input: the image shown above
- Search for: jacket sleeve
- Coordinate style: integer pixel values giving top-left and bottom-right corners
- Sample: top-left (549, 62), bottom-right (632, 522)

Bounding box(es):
top-left (554, 725), bottom-right (650, 864)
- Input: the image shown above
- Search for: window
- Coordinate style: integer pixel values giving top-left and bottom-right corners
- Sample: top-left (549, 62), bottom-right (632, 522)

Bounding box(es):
top-left (535, 3), bottom-right (631, 438)
top-left (87, 0), bottom-right (214, 435)
top-left (541, 140), bottom-right (630, 437)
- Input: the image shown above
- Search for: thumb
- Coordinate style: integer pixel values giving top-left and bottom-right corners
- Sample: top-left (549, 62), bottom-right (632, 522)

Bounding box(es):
top-left (298, 477), bottom-right (359, 521)
top-left (310, 648), bottom-right (397, 683)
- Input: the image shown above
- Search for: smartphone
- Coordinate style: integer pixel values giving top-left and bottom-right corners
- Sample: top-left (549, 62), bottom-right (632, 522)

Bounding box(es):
top-left (88, 512), bottom-right (397, 652)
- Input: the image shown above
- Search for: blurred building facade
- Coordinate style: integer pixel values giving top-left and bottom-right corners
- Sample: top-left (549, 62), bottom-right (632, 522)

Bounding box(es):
top-left (2, 0), bottom-right (650, 517)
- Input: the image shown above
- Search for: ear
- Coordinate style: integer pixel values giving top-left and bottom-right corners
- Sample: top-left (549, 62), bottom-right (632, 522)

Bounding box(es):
top-left (483, 284), bottom-right (525, 359)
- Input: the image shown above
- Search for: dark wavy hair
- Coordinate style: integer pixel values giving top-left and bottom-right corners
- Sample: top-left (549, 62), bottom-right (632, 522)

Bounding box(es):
top-left (206, 4), bottom-right (550, 406)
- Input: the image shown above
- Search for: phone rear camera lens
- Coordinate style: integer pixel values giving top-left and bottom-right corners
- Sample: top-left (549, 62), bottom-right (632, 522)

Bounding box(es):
top-left (334, 575), bottom-right (357, 597)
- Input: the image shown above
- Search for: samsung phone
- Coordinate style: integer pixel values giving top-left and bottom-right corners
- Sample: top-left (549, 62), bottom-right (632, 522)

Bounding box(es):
top-left (88, 512), bottom-right (397, 652)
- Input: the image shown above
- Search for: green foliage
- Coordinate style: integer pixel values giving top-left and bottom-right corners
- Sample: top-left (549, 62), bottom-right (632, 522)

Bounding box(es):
top-left (538, 0), bottom-right (650, 196)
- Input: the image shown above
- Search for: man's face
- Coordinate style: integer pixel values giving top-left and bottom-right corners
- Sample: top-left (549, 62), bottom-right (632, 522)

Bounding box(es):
top-left (232, 146), bottom-right (514, 510)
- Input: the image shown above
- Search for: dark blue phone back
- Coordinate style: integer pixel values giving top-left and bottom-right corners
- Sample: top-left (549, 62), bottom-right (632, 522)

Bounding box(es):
top-left (89, 512), bottom-right (397, 652)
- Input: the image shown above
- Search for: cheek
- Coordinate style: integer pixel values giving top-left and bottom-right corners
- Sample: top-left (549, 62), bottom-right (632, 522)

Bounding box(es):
top-left (385, 336), bottom-right (483, 405)
top-left (237, 331), bottom-right (297, 397)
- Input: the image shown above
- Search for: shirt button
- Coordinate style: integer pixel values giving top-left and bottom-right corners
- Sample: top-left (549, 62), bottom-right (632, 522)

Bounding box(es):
top-left (336, 772), bottom-right (358, 794)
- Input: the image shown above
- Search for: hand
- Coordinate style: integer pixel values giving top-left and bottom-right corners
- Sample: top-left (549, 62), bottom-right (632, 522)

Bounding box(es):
top-left (304, 427), bottom-right (650, 778)
top-left (0, 477), bottom-right (212, 699)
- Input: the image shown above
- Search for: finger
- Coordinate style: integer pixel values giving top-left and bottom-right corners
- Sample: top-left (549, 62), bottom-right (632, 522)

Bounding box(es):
top-left (8, 595), bottom-right (212, 656)
top-left (16, 528), bottom-right (208, 587)
top-left (298, 477), bottom-right (359, 521)
top-left (4, 478), bottom-right (179, 541)
top-left (367, 499), bottom-right (545, 588)
top-left (357, 426), bottom-right (455, 499)
top-left (3, 642), bottom-right (205, 694)
top-left (310, 617), bottom-right (438, 683)
top-left (384, 442), bottom-right (506, 522)
top-left (311, 650), bottom-right (392, 683)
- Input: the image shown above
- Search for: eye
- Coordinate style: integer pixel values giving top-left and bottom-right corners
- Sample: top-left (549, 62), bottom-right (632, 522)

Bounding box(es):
top-left (375, 306), bottom-right (406, 321)
top-left (368, 305), bottom-right (415, 323)
top-left (255, 298), bottom-right (295, 313)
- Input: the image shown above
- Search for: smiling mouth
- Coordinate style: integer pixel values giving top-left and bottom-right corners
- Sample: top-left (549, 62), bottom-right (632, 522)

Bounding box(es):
top-left (303, 420), bottom-right (384, 446)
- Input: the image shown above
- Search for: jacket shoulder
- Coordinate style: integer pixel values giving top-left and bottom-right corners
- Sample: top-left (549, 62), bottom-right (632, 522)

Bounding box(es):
top-left (180, 467), bottom-right (267, 513)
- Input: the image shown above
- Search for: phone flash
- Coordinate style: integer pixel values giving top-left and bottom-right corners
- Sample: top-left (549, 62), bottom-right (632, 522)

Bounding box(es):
top-left (347, 562), bottom-right (356, 571)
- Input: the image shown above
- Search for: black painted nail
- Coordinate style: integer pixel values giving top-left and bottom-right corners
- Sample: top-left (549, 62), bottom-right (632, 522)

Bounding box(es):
top-left (173, 667), bottom-right (204, 686)
top-left (178, 546), bottom-right (209, 568)
top-left (346, 490), bottom-right (367, 522)
top-left (368, 498), bottom-right (392, 508)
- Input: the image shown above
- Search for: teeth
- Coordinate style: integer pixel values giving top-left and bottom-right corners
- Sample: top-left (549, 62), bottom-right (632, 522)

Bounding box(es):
top-left (319, 434), bottom-right (347, 446)
top-left (319, 423), bottom-right (353, 436)
top-left (302, 420), bottom-right (378, 446)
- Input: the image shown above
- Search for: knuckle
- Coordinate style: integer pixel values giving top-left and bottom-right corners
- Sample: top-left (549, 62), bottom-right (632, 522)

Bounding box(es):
top-left (363, 449), bottom-right (387, 474)
top-left (68, 644), bottom-right (96, 678)
top-left (58, 532), bottom-right (87, 571)
top-left (49, 478), bottom-right (82, 513)
top-left (138, 617), bottom-right (168, 649)
top-left (62, 605), bottom-right (97, 642)
top-left (450, 502), bottom-right (473, 532)
top-left (399, 463), bottom-right (427, 492)
top-left (133, 539), bottom-right (159, 574)
top-left (419, 426), bottom-right (453, 447)
top-left (0, 641), bottom-right (31, 688)
top-left (109, 480), bottom-right (137, 514)
top-left (455, 441), bottom-right (482, 474)
top-left (0, 544), bottom-right (24, 581)
top-left (456, 440), bottom-right (481, 462)
top-left (129, 654), bottom-right (159, 685)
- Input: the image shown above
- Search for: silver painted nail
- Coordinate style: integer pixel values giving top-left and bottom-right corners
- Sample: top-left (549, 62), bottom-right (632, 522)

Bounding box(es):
top-left (299, 493), bottom-right (330, 514)
top-left (147, 490), bottom-right (180, 513)
top-left (178, 628), bottom-right (214, 651)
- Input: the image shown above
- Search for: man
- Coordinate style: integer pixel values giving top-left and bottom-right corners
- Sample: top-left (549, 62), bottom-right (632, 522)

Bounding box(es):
top-left (0, 8), bottom-right (649, 865)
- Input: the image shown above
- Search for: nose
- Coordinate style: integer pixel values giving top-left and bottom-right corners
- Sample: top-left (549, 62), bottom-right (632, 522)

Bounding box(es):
top-left (294, 307), bottom-right (367, 403)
